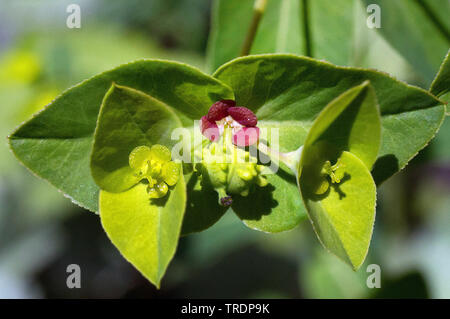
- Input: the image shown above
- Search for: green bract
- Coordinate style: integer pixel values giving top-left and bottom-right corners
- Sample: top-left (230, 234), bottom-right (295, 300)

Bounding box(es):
top-left (100, 173), bottom-right (185, 288)
top-left (90, 84), bottom-right (182, 194)
top-left (298, 81), bottom-right (380, 270)
top-left (8, 53), bottom-right (447, 287)
top-left (90, 84), bottom-right (186, 285)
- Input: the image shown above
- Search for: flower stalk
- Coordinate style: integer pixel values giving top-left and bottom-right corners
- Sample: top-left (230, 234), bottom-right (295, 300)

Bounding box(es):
top-left (257, 142), bottom-right (303, 178)
top-left (240, 0), bottom-right (268, 56)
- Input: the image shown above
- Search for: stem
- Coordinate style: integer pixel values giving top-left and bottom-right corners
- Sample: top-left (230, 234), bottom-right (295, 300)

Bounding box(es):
top-left (257, 142), bottom-right (303, 177)
top-left (240, 0), bottom-right (268, 56)
top-left (301, 0), bottom-right (312, 57)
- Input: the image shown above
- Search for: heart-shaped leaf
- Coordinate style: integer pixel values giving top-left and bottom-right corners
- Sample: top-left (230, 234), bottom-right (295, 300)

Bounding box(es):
top-left (300, 151), bottom-right (376, 270)
top-left (100, 171), bottom-right (186, 288)
top-left (214, 54), bottom-right (445, 184)
top-left (9, 60), bottom-right (234, 211)
top-left (91, 84), bottom-right (182, 193)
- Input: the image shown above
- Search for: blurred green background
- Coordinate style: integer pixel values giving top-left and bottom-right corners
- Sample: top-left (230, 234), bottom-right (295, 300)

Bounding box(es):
top-left (0, 0), bottom-right (448, 298)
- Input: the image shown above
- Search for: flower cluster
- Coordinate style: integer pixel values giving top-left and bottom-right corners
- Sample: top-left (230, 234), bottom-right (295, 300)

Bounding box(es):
top-left (197, 142), bottom-right (268, 206)
top-left (200, 100), bottom-right (260, 147)
top-left (129, 145), bottom-right (180, 198)
top-left (314, 159), bottom-right (345, 195)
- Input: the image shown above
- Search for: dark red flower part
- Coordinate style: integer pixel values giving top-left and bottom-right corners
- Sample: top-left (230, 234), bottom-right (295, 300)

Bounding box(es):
top-left (228, 107), bottom-right (258, 127)
top-left (200, 116), bottom-right (220, 142)
top-left (233, 127), bottom-right (260, 147)
top-left (200, 100), bottom-right (260, 146)
top-left (207, 100), bottom-right (235, 121)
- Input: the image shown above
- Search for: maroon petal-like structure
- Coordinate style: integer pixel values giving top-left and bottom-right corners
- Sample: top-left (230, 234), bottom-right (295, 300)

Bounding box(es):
top-left (207, 100), bottom-right (235, 121)
top-left (200, 116), bottom-right (221, 142)
top-left (232, 127), bottom-right (260, 147)
top-left (228, 107), bottom-right (257, 127)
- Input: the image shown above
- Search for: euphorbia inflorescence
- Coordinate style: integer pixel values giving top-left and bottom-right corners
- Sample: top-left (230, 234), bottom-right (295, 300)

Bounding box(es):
top-left (314, 159), bottom-right (345, 195)
top-left (197, 143), bottom-right (268, 206)
top-left (129, 144), bottom-right (179, 198)
top-left (200, 100), bottom-right (260, 147)
top-left (196, 100), bottom-right (268, 205)
top-left (9, 48), bottom-right (446, 289)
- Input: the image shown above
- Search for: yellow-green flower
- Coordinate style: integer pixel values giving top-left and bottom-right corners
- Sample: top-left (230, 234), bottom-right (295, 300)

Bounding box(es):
top-left (314, 158), bottom-right (346, 195)
top-left (129, 145), bottom-right (180, 198)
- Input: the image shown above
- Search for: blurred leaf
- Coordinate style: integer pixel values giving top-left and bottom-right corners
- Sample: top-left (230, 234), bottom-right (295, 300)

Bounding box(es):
top-left (301, 248), bottom-right (368, 298)
top-left (100, 171), bottom-right (186, 288)
top-left (91, 84), bottom-right (182, 193)
top-left (208, 0), bottom-right (448, 87)
top-left (207, 0), bottom-right (367, 71)
top-left (428, 117), bottom-right (450, 162)
top-left (371, 272), bottom-right (429, 299)
top-left (251, 0), bottom-right (304, 56)
top-left (9, 60), bottom-right (234, 212)
top-left (96, 0), bottom-right (209, 52)
top-left (207, 0), bottom-right (305, 72)
top-left (214, 54), bottom-right (445, 184)
top-left (361, 0), bottom-right (450, 84)
top-left (308, 0), bottom-right (354, 66)
top-left (0, 51), bottom-right (41, 85)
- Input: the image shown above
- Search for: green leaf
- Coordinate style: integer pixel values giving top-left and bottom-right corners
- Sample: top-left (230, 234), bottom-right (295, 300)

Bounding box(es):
top-left (232, 170), bottom-right (307, 233)
top-left (100, 171), bottom-right (186, 288)
top-left (430, 49), bottom-right (450, 99)
top-left (9, 60), bottom-right (234, 212)
top-left (308, 0), bottom-right (354, 66)
top-left (251, 0), bottom-right (304, 56)
top-left (299, 151), bottom-right (376, 270)
top-left (90, 84), bottom-right (182, 193)
top-left (302, 81), bottom-right (381, 170)
top-left (181, 171), bottom-right (228, 235)
top-left (207, 0), bottom-right (253, 72)
top-left (214, 54), bottom-right (445, 184)
top-left (362, 0), bottom-right (450, 84)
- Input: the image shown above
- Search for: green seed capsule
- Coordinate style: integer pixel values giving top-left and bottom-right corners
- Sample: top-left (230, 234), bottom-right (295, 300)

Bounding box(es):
top-left (199, 145), bottom-right (269, 206)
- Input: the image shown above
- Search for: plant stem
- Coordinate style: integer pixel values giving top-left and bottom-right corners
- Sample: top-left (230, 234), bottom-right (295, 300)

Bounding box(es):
top-left (301, 0), bottom-right (312, 57)
top-left (240, 0), bottom-right (268, 56)
top-left (257, 142), bottom-right (303, 177)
